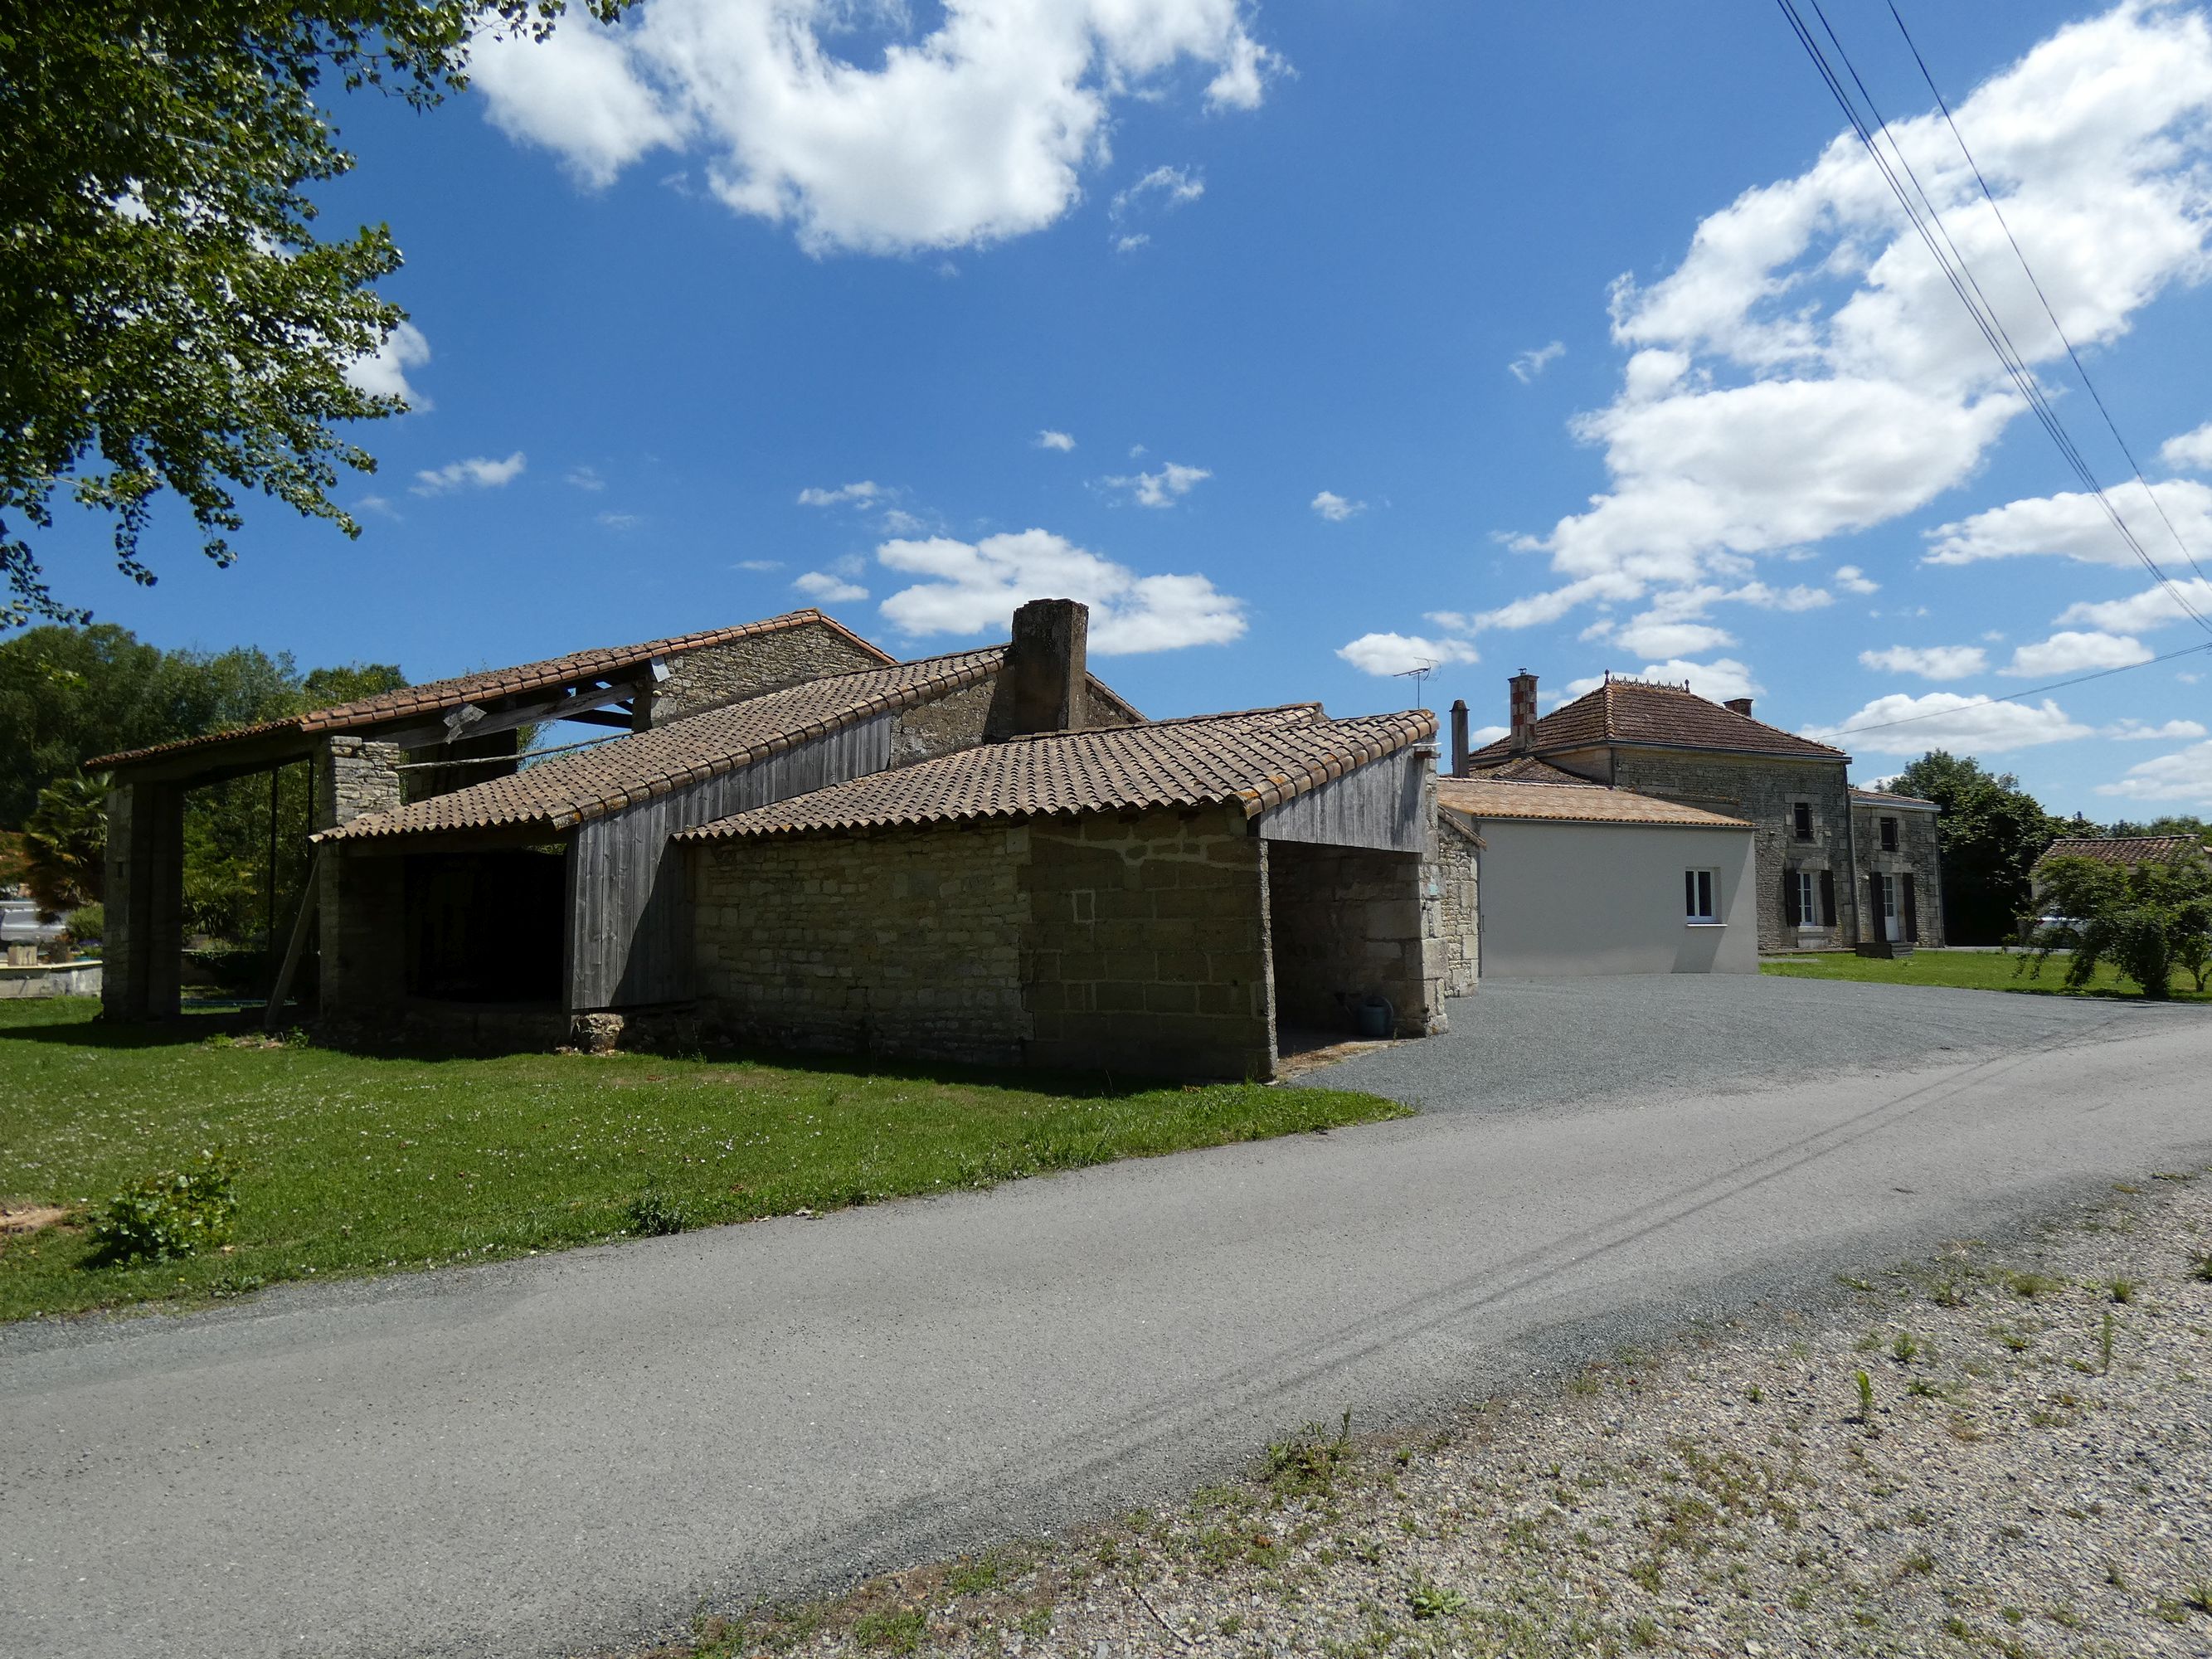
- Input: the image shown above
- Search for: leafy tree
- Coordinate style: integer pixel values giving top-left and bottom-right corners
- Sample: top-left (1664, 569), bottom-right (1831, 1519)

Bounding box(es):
top-left (22, 771), bottom-right (109, 921)
top-left (1, 1), bottom-right (625, 625)
top-left (1888, 752), bottom-right (2066, 946)
top-left (2103, 814), bottom-right (2212, 844)
top-left (2026, 854), bottom-right (2212, 999)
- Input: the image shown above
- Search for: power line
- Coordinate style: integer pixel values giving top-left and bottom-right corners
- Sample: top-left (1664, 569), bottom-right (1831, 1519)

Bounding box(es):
top-left (1822, 637), bottom-right (2212, 739)
top-left (1772, 0), bottom-right (2212, 639)
top-left (1885, 0), bottom-right (2212, 589)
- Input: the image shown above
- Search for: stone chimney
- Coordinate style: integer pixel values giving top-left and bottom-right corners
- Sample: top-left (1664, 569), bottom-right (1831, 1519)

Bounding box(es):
top-left (986, 598), bottom-right (1090, 739)
top-left (1508, 672), bottom-right (1539, 755)
top-left (1724, 696), bottom-right (1754, 718)
top-left (1449, 699), bottom-right (1470, 776)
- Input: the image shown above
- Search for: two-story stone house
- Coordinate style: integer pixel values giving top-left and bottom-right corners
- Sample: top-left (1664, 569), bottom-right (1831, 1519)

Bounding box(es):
top-left (1452, 671), bottom-right (1943, 953)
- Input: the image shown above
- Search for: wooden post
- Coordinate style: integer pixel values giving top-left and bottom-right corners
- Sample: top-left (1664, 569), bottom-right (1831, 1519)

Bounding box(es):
top-left (265, 849), bottom-right (321, 1031)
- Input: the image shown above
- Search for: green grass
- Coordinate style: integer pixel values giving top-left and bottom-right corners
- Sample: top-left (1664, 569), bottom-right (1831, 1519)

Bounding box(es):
top-left (0, 998), bottom-right (1407, 1323)
top-left (1760, 949), bottom-right (2211, 1002)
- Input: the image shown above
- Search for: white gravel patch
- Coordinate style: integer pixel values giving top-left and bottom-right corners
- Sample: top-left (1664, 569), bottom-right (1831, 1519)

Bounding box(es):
top-left (644, 1167), bottom-right (2212, 1659)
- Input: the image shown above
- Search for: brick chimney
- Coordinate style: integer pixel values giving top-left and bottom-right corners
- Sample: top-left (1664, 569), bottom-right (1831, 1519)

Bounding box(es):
top-left (1449, 699), bottom-right (1470, 776)
top-left (1724, 696), bottom-right (1754, 718)
top-left (1508, 672), bottom-right (1539, 755)
top-left (986, 598), bottom-right (1089, 738)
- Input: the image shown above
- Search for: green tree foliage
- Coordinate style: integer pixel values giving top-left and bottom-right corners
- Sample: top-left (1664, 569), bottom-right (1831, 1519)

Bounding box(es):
top-left (21, 771), bottom-right (109, 920)
top-left (2027, 854), bottom-right (2212, 998)
top-left (0, 1), bottom-right (625, 625)
top-left (2103, 814), bottom-right (2212, 844)
top-left (1888, 752), bottom-right (2067, 946)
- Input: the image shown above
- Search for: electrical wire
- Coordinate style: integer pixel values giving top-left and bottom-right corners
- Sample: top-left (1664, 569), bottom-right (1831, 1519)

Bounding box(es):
top-left (1885, 0), bottom-right (2212, 589)
top-left (1821, 637), bottom-right (2212, 738)
top-left (1773, 0), bottom-right (2212, 638)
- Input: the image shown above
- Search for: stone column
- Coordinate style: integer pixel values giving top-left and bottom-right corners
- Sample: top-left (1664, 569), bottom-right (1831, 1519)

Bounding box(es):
top-left (101, 780), bottom-right (186, 1020)
top-left (315, 737), bottom-right (408, 1020)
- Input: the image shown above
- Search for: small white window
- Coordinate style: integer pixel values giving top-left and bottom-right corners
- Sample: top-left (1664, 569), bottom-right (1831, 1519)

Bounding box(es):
top-left (1795, 870), bottom-right (1818, 927)
top-left (1685, 868), bottom-right (1718, 922)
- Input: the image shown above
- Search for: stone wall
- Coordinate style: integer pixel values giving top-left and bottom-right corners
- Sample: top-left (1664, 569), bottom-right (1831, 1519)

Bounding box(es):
top-left (318, 849), bottom-right (406, 1012)
top-left (319, 737), bottom-right (405, 828)
top-left (655, 620), bottom-right (887, 722)
top-left (693, 821), bottom-right (1030, 1065)
top-left (1606, 747), bottom-right (1861, 953)
top-left (100, 780), bottom-right (185, 1020)
top-left (1266, 840), bottom-right (1445, 1039)
top-left (1852, 803), bottom-right (1946, 946)
top-left (890, 679), bottom-right (995, 767)
top-left (1435, 814), bottom-right (1480, 997)
top-left (1023, 807), bottom-right (1276, 1078)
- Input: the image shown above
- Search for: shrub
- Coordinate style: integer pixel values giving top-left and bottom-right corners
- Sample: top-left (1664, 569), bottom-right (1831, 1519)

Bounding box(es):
top-left (626, 1187), bottom-right (692, 1237)
top-left (88, 1149), bottom-right (238, 1264)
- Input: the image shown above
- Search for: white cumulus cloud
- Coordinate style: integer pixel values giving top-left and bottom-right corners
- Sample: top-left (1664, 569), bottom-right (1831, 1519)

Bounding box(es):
top-left (1488, 3), bottom-right (2212, 630)
top-left (1859, 644), bottom-right (1989, 680)
top-left (797, 479), bottom-right (882, 507)
top-left (1104, 460), bottom-right (1209, 508)
top-left (2056, 576), bottom-right (2212, 633)
top-left (2106, 718), bottom-right (2210, 741)
top-left (874, 528), bottom-right (1242, 654)
top-left (1034, 430), bottom-right (1077, 452)
top-left (2000, 630), bottom-right (2153, 677)
top-left (2098, 738), bottom-right (2212, 803)
top-left (1806, 693), bottom-right (2093, 755)
top-left (1335, 633), bottom-right (1480, 677)
top-left (411, 451), bottom-right (527, 495)
top-left (2158, 417), bottom-right (2212, 474)
top-left (1311, 490), bottom-right (1365, 522)
top-left (471, 0), bottom-right (1279, 255)
top-left (344, 321), bottom-right (433, 409)
top-left (1923, 479), bottom-right (2212, 567)
top-left (794, 571), bottom-right (869, 603)
top-left (1834, 564), bottom-right (1879, 595)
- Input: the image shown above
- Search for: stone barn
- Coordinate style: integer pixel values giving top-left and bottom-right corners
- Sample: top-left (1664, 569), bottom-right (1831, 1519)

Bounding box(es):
top-left (676, 703), bottom-right (1447, 1079)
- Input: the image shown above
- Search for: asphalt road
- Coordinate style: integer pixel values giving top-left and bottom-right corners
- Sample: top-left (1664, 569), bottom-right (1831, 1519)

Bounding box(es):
top-left (3, 980), bottom-right (2209, 1659)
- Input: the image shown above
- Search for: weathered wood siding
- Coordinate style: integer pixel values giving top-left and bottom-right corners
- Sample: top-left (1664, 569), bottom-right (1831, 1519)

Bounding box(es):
top-left (567, 716), bottom-right (893, 1010)
top-left (1255, 749), bottom-right (1431, 854)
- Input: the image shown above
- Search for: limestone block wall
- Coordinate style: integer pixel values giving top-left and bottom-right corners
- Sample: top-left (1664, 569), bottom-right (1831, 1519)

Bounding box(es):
top-left (318, 849), bottom-right (406, 1011)
top-left (1022, 808), bottom-right (1275, 1078)
top-left (100, 780), bottom-right (185, 1020)
top-left (656, 620), bottom-right (887, 722)
top-left (890, 679), bottom-right (995, 768)
top-left (693, 821), bottom-right (1030, 1065)
top-left (1266, 840), bottom-right (1446, 1038)
top-left (1606, 748), bottom-right (1860, 952)
top-left (1435, 815), bottom-right (1480, 997)
top-left (1853, 804), bottom-right (1946, 946)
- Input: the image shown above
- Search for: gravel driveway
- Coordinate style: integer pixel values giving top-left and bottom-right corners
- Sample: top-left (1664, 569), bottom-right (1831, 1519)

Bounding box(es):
top-left (1304, 973), bottom-right (2184, 1113)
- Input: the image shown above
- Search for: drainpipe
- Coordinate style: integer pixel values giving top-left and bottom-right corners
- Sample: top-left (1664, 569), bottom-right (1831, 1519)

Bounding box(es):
top-left (1842, 774), bottom-right (1864, 946)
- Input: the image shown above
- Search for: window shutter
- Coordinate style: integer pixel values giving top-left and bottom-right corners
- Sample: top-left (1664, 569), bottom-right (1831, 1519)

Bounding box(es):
top-left (1685, 869), bottom-right (1695, 917)
top-left (1819, 868), bottom-right (1836, 927)
top-left (1903, 873), bottom-right (1918, 942)
top-left (1782, 868), bottom-right (1800, 927)
top-left (1869, 872), bottom-right (1884, 942)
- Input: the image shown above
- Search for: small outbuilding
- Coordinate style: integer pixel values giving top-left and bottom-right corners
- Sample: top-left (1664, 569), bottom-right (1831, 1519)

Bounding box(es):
top-left (676, 703), bottom-right (1448, 1078)
top-left (1436, 770), bottom-right (1757, 978)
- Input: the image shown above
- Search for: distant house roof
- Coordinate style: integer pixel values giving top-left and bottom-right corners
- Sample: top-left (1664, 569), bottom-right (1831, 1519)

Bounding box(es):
top-left (1462, 755), bottom-right (1602, 786)
top-left (678, 705), bottom-right (1436, 844)
top-left (1465, 676), bottom-right (1847, 766)
top-left (90, 610), bottom-right (893, 775)
top-left (1438, 776), bottom-right (1751, 830)
top-left (1851, 786), bottom-right (1940, 812)
top-left (317, 649), bottom-right (1008, 844)
top-left (2035, 834), bottom-right (2207, 868)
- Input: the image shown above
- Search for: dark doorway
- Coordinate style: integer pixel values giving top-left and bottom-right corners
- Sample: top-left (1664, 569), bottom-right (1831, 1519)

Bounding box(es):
top-left (403, 849), bottom-right (566, 1003)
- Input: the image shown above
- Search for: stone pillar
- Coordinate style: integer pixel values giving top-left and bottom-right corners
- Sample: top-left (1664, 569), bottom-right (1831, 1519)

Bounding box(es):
top-left (101, 780), bottom-right (186, 1020)
top-left (1509, 672), bottom-right (1538, 754)
top-left (315, 737), bottom-right (408, 1023)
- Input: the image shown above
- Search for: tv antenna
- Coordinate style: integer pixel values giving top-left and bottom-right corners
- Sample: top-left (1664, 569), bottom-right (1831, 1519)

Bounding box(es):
top-left (1393, 659), bottom-right (1438, 708)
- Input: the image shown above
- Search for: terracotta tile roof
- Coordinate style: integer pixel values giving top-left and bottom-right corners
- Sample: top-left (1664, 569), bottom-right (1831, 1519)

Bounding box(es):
top-left (1465, 676), bottom-right (1847, 766)
top-left (91, 610), bottom-right (892, 771)
top-left (678, 705), bottom-right (1437, 843)
top-left (316, 649), bottom-right (1005, 844)
top-left (1438, 776), bottom-right (1751, 829)
top-left (1851, 786), bottom-right (1941, 811)
top-left (1461, 755), bottom-right (1602, 786)
top-left (2035, 835), bottom-right (2208, 868)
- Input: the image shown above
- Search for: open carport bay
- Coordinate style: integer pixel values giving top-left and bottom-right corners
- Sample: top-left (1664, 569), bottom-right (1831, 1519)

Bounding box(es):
top-left (1299, 971), bottom-right (2187, 1113)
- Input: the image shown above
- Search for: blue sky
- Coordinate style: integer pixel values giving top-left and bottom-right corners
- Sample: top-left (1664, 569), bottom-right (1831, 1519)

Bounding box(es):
top-left (43, 0), bottom-right (2212, 815)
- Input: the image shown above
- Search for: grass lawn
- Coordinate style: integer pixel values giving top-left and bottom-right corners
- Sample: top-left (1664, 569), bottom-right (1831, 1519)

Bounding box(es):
top-left (0, 999), bottom-right (1406, 1324)
top-left (1761, 947), bottom-right (2212, 1002)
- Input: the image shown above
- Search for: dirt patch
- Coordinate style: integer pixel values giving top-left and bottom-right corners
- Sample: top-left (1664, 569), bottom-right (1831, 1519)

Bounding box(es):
top-left (0, 1202), bottom-right (72, 1242)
